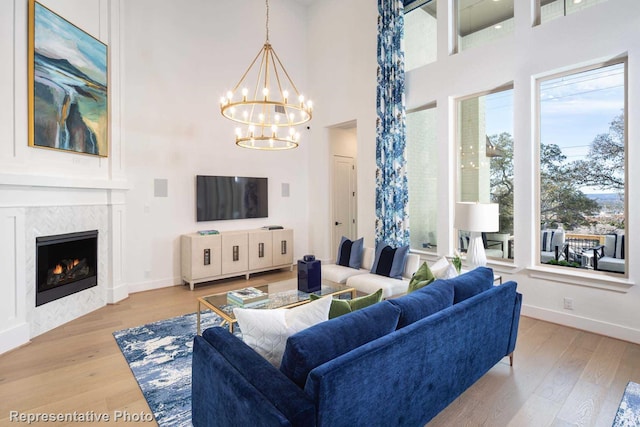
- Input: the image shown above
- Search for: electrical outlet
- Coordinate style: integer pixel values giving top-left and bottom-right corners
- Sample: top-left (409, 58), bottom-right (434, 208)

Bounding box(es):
top-left (563, 297), bottom-right (574, 310)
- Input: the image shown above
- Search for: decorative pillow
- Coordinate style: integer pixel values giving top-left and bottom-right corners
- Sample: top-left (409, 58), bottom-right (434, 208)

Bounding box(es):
top-left (336, 237), bottom-right (364, 269)
top-left (408, 262), bottom-right (435, 293)
top-left (370, 242), bottom-right (410, 279)
top-left (309, 288), bottom-right (383, 319)
top-left (430, 257), bottom-right (459, 279)
top-left (541, 230), bottom-right (556, 252)
top-left (280, 300), bottom-right (401, 388)
top-left (446, 266), bottom-right (494, 304)
top-left (388, 279), bottom-right (454, 328)
top-left (233, 296), bottom-right (332, 367)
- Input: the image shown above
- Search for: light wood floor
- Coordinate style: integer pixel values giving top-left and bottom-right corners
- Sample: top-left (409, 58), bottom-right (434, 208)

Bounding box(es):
top-left (1, 269), bottom-right (638, 426)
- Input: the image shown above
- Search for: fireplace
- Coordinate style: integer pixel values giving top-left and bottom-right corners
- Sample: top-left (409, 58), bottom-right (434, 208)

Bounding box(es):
top-left (36, 230), bottom-right (98, 307)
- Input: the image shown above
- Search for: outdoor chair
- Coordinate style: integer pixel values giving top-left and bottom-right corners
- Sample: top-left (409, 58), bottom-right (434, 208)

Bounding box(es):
top-left (592, 233), bottom-right (625, 273)
top-left (540, 228), bottom-right (568, 263)
top-left (459, 232), bottom-right (504, 259)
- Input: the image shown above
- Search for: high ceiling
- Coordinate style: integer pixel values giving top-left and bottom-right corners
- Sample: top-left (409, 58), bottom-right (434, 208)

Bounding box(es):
top-left (296, 0), bottom-right (555, 37)
top-left (410, 0), bottom-right (516, 37)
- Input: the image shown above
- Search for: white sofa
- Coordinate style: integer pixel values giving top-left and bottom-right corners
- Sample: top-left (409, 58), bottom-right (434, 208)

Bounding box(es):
top-left (322, 247), bottom-right (421, 298)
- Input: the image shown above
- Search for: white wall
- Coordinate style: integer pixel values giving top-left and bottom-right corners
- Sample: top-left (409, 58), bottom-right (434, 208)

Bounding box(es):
top-left (0, 0), bottom-right (126, 352)
top-left (406, 0), bottom-right (640, 343)
top-left (305, 0), bottom-right (378, 259)
top-left (121, 0), bottom-right (311, 292)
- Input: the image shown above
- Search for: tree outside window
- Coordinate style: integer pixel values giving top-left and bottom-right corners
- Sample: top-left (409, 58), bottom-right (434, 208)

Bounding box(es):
top-left (538, 62), bottom-right (626, 273)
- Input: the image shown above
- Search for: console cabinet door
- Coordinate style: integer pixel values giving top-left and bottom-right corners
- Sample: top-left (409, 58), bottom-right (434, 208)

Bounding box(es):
top-left (221, 233), bottom-right (248, 274)
top-left (248, 230), bottom-right (273, 270)
top-left (272, 229), bottom-right (294, 266)
top-left (182, 234), bottom-right (222, 280)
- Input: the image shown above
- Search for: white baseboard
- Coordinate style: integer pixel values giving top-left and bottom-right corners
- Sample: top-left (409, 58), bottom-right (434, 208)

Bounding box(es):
top-left (0, 322), bottom-right (30, 355)
top-left (107, 282), bottom-right (129, 303)
top-left (127, 277), bottom-right (178, 294)
top-left (522, 304), bottom-right (640, 345)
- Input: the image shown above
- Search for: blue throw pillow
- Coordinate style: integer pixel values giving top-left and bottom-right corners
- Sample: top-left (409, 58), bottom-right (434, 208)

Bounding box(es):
top-left (370, 242), bottom-right (409, 279)
top-left (444, 266), bottom-right (494, 303)
top-left (336, 236), bottom-right (364, 269)
top-left (279, 301), bottom-right (401, 388)
top-left (388, 280), bottom-right (454, 328)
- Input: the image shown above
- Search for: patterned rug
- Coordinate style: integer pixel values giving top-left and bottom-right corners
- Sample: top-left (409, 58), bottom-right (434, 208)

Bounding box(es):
top-left (113, 311), bottom-right (227, 427)
top-left (613, 381), bottom-right (640, 427)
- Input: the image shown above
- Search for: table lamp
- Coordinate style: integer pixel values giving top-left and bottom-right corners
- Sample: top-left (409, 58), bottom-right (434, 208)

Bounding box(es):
top-left (455, 202), bottom-right (499, 268)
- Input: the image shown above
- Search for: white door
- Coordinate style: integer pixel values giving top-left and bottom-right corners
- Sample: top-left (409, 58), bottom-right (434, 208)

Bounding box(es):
top-left (332, 156), bottom-right (357, 258)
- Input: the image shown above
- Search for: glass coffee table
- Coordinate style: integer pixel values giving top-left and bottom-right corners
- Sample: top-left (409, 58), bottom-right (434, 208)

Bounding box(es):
top-left (196, 278), bottom-right (356, 334)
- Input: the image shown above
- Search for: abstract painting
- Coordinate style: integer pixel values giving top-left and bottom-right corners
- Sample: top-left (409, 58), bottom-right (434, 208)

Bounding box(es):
top-left (28, 0), bottom-right (108, 157)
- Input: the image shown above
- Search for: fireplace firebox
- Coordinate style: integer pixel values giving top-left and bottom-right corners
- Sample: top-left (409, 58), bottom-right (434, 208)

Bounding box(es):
top-left (36, 230), bottom-right (98, 307)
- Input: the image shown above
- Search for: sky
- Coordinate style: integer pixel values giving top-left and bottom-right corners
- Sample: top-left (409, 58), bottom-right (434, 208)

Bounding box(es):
top-left (484, 63), bottom-right (624, 194)
top-left (485, 63), bottom-right (624, 158)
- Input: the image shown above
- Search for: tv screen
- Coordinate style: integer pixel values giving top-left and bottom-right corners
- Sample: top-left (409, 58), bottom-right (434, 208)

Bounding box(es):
top-left (196, 175), bottom-right (268, 221)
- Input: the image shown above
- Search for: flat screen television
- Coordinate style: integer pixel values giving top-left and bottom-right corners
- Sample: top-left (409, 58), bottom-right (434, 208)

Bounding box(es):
top-left (196, 175), bottom-right (268, 221)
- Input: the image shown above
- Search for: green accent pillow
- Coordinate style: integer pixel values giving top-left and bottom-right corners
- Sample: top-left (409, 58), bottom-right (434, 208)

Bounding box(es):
top-left (408, 262), bottom-right (435, 293)
top-left (309, 289), bottom-right (383, 319)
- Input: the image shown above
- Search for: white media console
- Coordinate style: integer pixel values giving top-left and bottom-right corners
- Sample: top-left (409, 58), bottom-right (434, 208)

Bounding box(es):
top-left (181, 228), bottom-right (294, 290)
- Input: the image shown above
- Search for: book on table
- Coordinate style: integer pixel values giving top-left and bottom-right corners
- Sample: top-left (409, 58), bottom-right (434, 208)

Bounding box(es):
top-left (227, 287), bottom-right (269, 307)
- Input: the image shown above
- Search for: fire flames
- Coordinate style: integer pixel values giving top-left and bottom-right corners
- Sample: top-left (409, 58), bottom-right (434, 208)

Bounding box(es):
top-left (52, 259), bottom-right (80, 275)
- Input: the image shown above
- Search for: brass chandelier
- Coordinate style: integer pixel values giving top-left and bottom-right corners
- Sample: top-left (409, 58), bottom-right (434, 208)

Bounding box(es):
top-left (220, 0), bottom-right (312, 150)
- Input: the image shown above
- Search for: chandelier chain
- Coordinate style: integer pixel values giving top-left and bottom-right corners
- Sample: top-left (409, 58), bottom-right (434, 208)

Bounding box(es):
top-left (265, 0), bottom-right (270, 42)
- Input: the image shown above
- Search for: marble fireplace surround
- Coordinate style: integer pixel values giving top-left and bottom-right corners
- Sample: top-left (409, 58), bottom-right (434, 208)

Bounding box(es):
top-left (0, 176), bottom-right (127, 354)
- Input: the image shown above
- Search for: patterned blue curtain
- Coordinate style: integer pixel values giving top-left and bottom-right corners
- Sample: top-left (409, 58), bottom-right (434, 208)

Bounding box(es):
top-left (375, 0), bottom-right (409, 248)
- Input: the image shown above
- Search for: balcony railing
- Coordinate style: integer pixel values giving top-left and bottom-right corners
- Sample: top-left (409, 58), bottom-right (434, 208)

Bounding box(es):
top-left (565, 233), bottom-right (605, 255)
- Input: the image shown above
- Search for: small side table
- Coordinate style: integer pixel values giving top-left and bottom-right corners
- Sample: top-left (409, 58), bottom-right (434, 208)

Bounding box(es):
top-left (581, 251), bottom-right (595, 269)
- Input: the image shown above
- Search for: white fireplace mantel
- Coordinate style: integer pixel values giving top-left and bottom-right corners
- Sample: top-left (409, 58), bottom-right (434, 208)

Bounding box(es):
top-left (0, 176), bottom-right (128, 355)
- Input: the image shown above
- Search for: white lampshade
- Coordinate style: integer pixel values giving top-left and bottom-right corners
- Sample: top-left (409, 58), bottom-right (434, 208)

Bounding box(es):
top-left (454, 202), bottom-right (499, 232)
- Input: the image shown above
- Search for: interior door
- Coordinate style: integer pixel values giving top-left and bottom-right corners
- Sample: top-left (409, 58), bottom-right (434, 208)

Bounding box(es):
top-left (332, 156), bottom-right (357, 258)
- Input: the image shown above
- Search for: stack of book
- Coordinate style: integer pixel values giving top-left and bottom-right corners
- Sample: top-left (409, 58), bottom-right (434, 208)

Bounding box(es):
top-left (227, 287), bottom-right (269, 308)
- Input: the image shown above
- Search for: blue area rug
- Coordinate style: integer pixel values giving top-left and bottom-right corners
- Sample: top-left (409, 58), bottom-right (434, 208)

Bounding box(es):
top-left (113, 311), bottom-right (227, 427)
top-left (613, 381), bottom-right (640, 427)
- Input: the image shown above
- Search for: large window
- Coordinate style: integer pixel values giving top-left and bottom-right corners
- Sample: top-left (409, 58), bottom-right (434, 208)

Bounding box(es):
top-left (404, 0), bottom-right (437, 71)
top-left (540, 0), bottom-right (610, 25)
top-left (538, 61), bottom-right (626, 274)
top-left (456, 0), bottom-right (514, 52)
top-left (458, 87), bottom-right (514, 260)
top-left (407, 105), bottom-right (438, 252)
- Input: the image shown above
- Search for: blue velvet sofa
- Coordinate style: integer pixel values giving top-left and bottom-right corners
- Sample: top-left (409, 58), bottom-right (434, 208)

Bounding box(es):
top-left (192, 267), bottom-right (522, 427)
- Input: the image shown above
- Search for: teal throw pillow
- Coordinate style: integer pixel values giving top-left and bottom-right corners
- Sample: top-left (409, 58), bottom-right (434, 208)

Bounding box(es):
top-left (408, 262), bottom-right (435, 293)
top-left (309, 288), bottom-right (383, 319)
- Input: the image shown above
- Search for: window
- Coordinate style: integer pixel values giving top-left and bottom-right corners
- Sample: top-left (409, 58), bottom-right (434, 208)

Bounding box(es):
top-left (404, 0), bottom-right (437, 71)
top-left (407, 105), bottom-right (438, 252)
top-left (540, 0), bottom-right (610, 25)
top-left (457, 87), bottom-right (514, 260)
top-left (538, 61), bottom-right (626, 274)
top-left (456, 0), bottom-right (514, 52)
